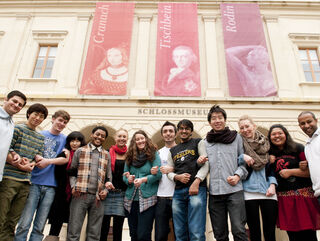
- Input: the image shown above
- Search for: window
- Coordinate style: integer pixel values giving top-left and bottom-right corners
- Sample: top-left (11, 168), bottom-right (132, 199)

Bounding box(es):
top-left (299, 48), bottom-right (320, 82)
top-left (32, 45), bottom-right (57, 78)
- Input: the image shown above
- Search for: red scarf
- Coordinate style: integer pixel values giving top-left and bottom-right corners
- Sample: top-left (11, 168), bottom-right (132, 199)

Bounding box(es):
top-left (109, 145), bottom-right (127, 172)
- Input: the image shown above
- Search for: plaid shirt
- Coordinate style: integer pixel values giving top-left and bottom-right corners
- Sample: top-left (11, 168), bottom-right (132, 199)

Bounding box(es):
top-left (124, 187), bottom-right (157, 213)
top-left (75, 144), bottom-right (109, 199)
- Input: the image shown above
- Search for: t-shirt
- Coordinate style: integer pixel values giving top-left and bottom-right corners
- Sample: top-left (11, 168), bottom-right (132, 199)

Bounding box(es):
top-left (169, 138), bottom-right (206, 189)
top-left (270, 143), bottom-right (312, 192)
top-left (157, 146), bottom-right (175, 197)
top-left (31, 130), bottom-right (66, 187)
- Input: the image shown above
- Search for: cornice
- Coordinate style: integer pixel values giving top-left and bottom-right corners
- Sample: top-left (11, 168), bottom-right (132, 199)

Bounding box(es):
top-left (0, 1), bottom-right (319, 9)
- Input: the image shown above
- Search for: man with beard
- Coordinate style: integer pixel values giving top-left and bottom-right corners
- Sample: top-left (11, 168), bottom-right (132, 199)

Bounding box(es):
top-left (167, 119), bottom-right (208, 241)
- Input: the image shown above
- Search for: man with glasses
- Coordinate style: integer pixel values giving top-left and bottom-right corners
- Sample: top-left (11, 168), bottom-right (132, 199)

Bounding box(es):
top-left (167, 119), bottom-right (208, 241)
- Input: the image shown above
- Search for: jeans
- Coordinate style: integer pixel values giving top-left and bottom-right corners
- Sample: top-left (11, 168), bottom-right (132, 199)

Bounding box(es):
top-left (67, 194), bottom-right (105, 241)
top-left (245, 199), bottom-right (277, 241)
top-left (155, 197), bottom-right (173, 241)
top-left (14, 184), bottom-right (56, 241)
top-left (172, 186), bottom-right (207, 241)
top-left (209, 191), bottom-right (248, 241)
top-left (126, 201), bottom-right (155, 241)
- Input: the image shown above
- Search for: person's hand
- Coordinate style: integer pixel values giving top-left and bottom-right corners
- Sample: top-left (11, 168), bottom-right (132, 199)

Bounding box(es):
top-left (197, 156), bottom-right (208, 165)
top-left (160, 166), bottom-right (174, 174)
top-left (36, 158), bottom-right (51, 169)
top-left (128, 175), bottom-right (135, 184)
top-left (189, 178), bottom-right (200, 196)
top-left (299, 161), bottom-right (308, 171)
top-left (279, 169), bottom-right (291, 179)
top-left (105, 182), bottom-right (115, 190)
top-left (22, 162), bottom-right (35, 172)
top-left (35, 155), bottom-right (43, 162)
top-left (227, 175), bottom-right (240, 186)
top-left (11, 152), bottom-right (21, 164)
top-left (20, 157), bottom-right (30, 165)
top-left (150, 166), bottom-right (159, 175)
top-left (123, 172), bottom-right (130, 178)
top-left (269, 155), bottom-right (276, 164)
top-left (72, 187), bottom-right (81, 197)
top-left (243, 154), bottom-right (254, 166)
top-left (175, 173), bottom-right (191, 184)
top-left (99, 189), bottom-right (108, 200)
top-left (266, 184), bottom-right (276, 197)
top-left (134, 178), bottom-right (146, 188)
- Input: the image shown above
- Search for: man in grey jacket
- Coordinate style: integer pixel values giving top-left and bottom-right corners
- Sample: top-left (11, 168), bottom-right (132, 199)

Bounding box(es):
top-left (200, 105), bottom-right (248, 241)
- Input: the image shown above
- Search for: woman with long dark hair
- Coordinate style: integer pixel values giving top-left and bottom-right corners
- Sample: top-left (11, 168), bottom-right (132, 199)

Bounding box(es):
top-left (45, 131), bottom-right (86, 241)
top-left (268, 124), bottom-right (320, 241)
top-left (123, 130), bottom-right (161, 241)
top-left (100, 129), bottom-right (128, 241)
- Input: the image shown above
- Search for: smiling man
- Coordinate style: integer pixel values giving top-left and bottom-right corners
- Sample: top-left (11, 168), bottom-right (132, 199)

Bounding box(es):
top-left (0, 90), bottom-right (27, 182)
top-left (298, 111), bottom-right (320, 205)
top-left (167, 119), bottom-right (208, 241)
top-left (15, 110), bottom-right (70, 241)
top-left (203, 105), bottom-right (248, 241)
top-left (67, 126), bottom-right (111, 241)
top-left (0, 103), bottom-right (47, 241)
top-left (153, 121), bottom-right (177, 241)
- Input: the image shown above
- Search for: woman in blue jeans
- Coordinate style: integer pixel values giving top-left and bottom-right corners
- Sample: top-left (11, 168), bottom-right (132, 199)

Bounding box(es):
top-left (123, 130), bottom-right (161, 241)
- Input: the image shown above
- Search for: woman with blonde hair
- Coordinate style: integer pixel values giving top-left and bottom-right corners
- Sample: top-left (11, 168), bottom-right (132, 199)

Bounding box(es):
top-left (238, 115), bottom-right (277, 241)
top-left (123, 130), bottom-right (161, 241)
top-left (100, 129), bottom-right (129, 241)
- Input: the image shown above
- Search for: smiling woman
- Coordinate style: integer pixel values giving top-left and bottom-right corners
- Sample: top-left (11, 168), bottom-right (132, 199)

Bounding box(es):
top-left (238, 115), bottom-right (277, 241)
top-left (123, 130), bottom-right (161, 241)
top-left (268, 124), bottom-right (320, 241)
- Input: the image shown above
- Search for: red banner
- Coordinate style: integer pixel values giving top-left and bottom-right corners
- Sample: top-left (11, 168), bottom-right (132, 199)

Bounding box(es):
top-left (154, 3), bottom-right (200, 97)
top-left (79, 2), bottom-right (134, 95)
top-left (221, 3), bottom-right (277, 97)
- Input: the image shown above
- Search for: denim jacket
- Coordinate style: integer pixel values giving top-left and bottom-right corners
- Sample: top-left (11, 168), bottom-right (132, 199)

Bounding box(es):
top-left (238, 154), bottom-right (277, 194)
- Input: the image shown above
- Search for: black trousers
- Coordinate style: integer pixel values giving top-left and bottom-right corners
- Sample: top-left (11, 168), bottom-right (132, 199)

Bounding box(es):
top-left (245, 199), bottom-right (278, 241)
top-left (100, 215), bottom-right (125, 241)
top-left (287, 230), bottom-right (318, 241)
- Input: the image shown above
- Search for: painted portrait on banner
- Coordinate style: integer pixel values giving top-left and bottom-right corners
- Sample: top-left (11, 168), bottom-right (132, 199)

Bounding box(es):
top-left (221, 3), bottom-right (277, 97)
top-left (154, 3), bottom-right (201, 97)
top-left (79, 2), bottom-right (134, 96)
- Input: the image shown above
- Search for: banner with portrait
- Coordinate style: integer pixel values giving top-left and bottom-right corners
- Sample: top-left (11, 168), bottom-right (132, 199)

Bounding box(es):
top-left (154, 3), bottom-right (201, 97)
top-left (221, 3), bottom-right (277, 97)
top-left (79, 2), bottom-right (135, 95)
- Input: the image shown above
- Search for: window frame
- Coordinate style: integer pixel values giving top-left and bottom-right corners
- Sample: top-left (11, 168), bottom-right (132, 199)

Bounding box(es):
top-left (32, 45), bottom-right (58, 79)
top-left (298, 47), bottom-right (320, 83)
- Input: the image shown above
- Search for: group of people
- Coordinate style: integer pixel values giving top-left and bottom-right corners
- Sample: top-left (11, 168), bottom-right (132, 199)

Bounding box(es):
top-left (0, 90), bottom-right (320, 241)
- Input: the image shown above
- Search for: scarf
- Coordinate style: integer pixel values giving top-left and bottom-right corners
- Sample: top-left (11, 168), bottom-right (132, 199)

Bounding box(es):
top-left (75, 144), bottom-right (109, 201)
top-left (242, 130), bottom-right (270, 171)
top-left (109, 145), bottom-right (127, 172)
top-left (132, 152), bottom-right (148, 168)
top-left (206, 127), bottom-right (237, 144)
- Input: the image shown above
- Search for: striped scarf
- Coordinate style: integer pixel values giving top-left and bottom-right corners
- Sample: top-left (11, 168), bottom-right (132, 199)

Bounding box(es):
top-left (75, 144), bottom-right (109, 200)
